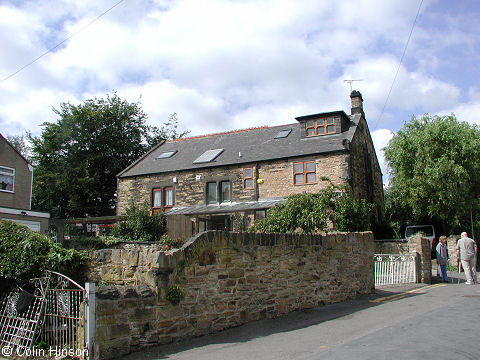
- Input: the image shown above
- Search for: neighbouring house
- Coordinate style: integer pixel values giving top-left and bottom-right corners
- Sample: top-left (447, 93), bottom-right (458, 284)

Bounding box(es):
top-left (0, 134), bottom-right (50, 233)
top-left (116, 91), bottom-right (384, 239)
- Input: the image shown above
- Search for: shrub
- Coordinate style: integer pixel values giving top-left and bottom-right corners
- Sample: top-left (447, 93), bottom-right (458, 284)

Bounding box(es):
top-left (249, 191), bottom-right (331, 234)
top-left (249, 185), bottom-right (374, 234)
top-left (330, 188), bottom-right (375, 232)
top-left (166, 284), bottom-right (184, 305)
top-left (0, 220), bottom-right (87, 291)
top-left (159, 234), bottom-right (182, 251)
top-left (111, 201), bottom-right (167, 242)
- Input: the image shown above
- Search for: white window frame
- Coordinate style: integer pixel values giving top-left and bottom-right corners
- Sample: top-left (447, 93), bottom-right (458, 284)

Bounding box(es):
top-left (0, 166), bottom-right (15, 193)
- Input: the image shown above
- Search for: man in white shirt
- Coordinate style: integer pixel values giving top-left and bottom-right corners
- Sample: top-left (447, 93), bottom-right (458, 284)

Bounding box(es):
top-left (456, 232), bottom-right (477, 284)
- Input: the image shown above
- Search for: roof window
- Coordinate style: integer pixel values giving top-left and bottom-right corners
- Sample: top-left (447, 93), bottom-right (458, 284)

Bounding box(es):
top-left (274, 129), bottom-right (292, 139)
top-left (193, 149), bottom-right (224, 164)
top-left (156, 150), bottom-right (177, 159)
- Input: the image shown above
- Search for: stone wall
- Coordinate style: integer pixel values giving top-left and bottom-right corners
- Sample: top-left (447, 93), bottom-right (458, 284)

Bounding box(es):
top-left (447, 235), bottom-right (460, 267)
top-left (257, 154), bottom-right (348, 199)
top-left (407, 235), bottom-right (432, 284)
top-left (349, 117), bottom-right (385, 222)
top-left (116, 153), bottom-right (349, 217)
top-left (116, 164), bottom-right (255, 216)
top-left (374, 239), bottom-right (409, 254)
top-left (90, 231), bottom-right (374, 359)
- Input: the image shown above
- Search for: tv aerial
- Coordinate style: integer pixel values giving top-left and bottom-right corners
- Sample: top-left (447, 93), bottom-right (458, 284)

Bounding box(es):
top-left (344, 79), bottom-right (363, 92)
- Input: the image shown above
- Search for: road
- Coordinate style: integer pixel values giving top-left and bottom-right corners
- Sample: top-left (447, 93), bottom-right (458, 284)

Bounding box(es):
top-left (120, 275), bottom-right (480, 360)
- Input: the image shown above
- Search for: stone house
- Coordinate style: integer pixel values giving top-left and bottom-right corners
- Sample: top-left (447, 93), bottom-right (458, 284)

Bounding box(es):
top-left (116, 91), bottom-right (384, 238)
top-left (0, 134), bottom-right (50, 233)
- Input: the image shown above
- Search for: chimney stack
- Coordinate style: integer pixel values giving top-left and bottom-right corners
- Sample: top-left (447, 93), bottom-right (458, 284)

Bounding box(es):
top-left (350, 90), bottom-right (364, 116)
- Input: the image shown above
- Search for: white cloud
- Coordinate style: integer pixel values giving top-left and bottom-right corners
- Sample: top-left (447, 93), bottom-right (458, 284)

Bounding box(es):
top-left (0, 0), bottom-right (478, 160)
top-left (437, 87), bottom-right (480, 126)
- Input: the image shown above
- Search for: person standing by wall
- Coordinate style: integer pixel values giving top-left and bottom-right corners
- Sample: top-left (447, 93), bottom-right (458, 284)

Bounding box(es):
top-left (436, 236), bottom-right (449, 283)
top-left (456, 232), bottom-right (477, 285)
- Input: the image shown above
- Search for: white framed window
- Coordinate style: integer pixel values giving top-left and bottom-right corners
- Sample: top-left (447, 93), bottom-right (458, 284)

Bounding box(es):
top-left (0, 166), bottom-right (14, 192)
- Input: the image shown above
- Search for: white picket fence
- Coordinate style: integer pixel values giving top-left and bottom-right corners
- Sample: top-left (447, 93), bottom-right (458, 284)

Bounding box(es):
top-left (374, 254), bottom-right (417, 287)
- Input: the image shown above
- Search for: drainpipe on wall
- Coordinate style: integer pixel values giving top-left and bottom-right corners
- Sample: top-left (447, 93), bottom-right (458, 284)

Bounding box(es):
top-left (254, 163), bottom-right (259, 201)
top-left (28, 164), bottom-right (34, 211)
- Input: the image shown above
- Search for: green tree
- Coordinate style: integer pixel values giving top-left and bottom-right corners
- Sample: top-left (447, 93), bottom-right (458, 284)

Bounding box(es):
top-left (383, 114), bottom-right (480, 233)
top-left (6, 133), bottom-right (31, 161)
top-left (29, 92), bottom-right (188, 218)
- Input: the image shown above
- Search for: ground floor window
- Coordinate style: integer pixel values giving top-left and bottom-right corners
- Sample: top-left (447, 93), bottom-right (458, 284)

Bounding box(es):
top-left (196, 215), bottom-right (232, 232)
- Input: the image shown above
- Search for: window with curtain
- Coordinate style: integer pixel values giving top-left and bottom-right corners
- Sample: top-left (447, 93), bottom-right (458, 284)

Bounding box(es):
top-left (0, 166), bottom-right (14, 192)
top-left (220, 181), bottom-right (231, 203)
top-left (163, 187), bottom-right (174, 209)
top-left (206, 182), bottom-right (217, 204)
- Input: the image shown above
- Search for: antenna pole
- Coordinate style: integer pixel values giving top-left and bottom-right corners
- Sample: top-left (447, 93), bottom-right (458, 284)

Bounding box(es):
top-left (344, 79), bottom-right (363, 92)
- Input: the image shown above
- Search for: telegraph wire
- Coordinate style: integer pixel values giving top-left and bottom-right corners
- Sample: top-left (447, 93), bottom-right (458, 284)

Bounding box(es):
top-left (0, 0), bottom-right (125, 85)
top-left (374, 0), bottom-right (424, 129)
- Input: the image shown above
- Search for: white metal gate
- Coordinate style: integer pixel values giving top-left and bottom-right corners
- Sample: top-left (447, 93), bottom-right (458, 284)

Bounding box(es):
top-left (374, 254), bottom-right (417, 287)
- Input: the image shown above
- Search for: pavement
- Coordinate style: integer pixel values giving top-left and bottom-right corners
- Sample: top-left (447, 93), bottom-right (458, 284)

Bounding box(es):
top-left (116, 270), bottom-right (480, 360)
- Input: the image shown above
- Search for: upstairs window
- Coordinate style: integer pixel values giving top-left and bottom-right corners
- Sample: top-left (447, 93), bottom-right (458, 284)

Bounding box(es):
top-left (163, 187), bottom-right (174, 209)
top-left (305, 117), bottom-right (336, 136)
top-left (206, 181), bottom-right (231, 204)
top-left (220, 181), bottom-right (231, 203)
top-left (152, 188), bottom-right (162, 210)
top-left (152, 186), bottom-right (174, 213)
top-left (293, 161), bottom-right (316, 185)
top-left (243, 168), bottom-right (254, 189)
top-left (206, 182), bottom-right (217, 204)
top-left (0, 166), bottom-right (15, 192)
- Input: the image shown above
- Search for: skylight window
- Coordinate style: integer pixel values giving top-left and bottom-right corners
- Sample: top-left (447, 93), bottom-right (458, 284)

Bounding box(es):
top-left (193, 149), bottom-right (224, 164)
top-left (156, 150), bottom-right (177, 159)
top-left (275, 129), bottom-right (292, 139)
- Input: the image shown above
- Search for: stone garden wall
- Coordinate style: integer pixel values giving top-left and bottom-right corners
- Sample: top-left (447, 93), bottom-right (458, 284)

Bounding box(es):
top-left (374, 239), bottom-right (409, 254)
top-left (89, 231), bottom-right (374, 359)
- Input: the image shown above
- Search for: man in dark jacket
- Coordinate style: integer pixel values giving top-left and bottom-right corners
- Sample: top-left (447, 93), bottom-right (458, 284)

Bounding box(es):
top-left (436, 236), bottom-right (448, 283)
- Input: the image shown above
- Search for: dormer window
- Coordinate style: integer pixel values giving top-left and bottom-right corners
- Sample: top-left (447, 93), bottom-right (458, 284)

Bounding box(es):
top-left (305, 117), bottom-right (336, 136)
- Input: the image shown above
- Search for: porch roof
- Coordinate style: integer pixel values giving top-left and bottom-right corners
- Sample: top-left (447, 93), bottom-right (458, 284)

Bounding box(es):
top-left (165, 197), bottom-right (286, 216)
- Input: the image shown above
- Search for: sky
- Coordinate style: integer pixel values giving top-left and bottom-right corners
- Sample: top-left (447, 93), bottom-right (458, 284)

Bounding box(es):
top-left (1, 0), bottom-right (479, 185)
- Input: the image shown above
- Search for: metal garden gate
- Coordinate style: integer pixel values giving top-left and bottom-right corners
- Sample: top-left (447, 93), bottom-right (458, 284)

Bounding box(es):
top-left (41, 271), bottom-right (85, 351)
top-left (374, 254), bottom-right (417, 287)
top-left (0, 271), bottom-right (94, 358)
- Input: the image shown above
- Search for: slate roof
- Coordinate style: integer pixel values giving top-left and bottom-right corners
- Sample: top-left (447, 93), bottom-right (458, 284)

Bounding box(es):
top-left (118, 112), bottom-right (361, 178)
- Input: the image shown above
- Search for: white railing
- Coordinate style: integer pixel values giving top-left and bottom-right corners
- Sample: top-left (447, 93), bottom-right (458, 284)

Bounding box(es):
top-left (374, 254), bottom-right (417, 287)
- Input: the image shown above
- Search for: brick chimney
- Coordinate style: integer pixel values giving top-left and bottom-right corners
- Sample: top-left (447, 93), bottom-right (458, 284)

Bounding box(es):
top-left (350, 90), bottom-right (364, 115)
